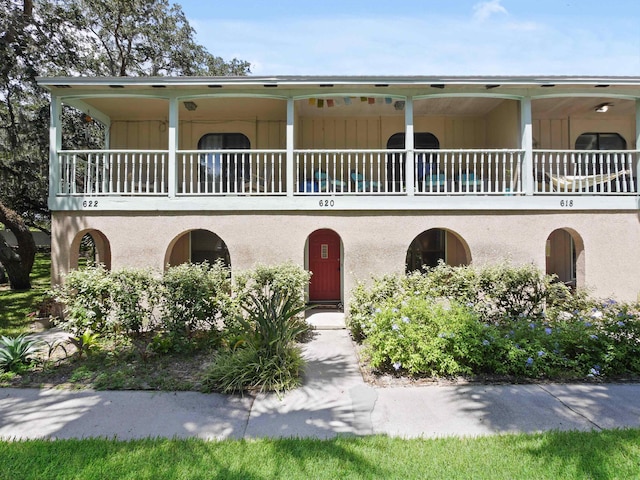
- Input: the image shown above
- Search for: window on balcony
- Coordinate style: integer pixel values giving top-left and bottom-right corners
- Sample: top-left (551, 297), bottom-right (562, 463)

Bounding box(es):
top-left (575, 132), bottom-right (627, 174)
top-left (387, 132), bottom-right (440, 192)
top-left (198, 133), bottom-right (250, 192)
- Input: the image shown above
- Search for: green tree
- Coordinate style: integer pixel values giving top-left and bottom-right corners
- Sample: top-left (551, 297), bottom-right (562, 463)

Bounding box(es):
top-left (0, 0), bottom-right (250, 289)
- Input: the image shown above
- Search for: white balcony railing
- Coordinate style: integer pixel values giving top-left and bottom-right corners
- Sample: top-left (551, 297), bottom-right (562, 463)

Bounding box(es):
top-left (58, 150), bottom-right (168, 195)
top-left (55, 149), bottom-right (637, 199)
top-left (177, 150), bottom-right (286, 195)
top-left (294, 149), bottom-right (523, 195)
top-left (534, 150), bottom-right (637, 194)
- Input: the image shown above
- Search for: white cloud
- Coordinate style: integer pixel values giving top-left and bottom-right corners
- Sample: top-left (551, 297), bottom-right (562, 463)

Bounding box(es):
top-left (190, 11), bottom-right (640, 76)
top-left (473, 0), bottom-right (508, 22)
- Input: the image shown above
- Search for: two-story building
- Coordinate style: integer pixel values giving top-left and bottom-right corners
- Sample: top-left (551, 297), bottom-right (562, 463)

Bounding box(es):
top-left (37, 76), bottom-right (640, 305)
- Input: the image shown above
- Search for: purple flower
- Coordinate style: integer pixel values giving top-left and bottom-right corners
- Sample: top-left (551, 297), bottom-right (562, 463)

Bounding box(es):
top-left (590, 334), bottom-right (598, 340)
top-left (538, 350), bottom-right (545, 357)
top-left (529, 322), bottom-right (536, 329)
top-left (392, 324), bottom-right (400, 331)
top-left (526, 357), bottom-right (534, 366)
top-left (617, 321), bottom-right (626, 327)
top-left (392, 361), bottom-right (402, 371)
top-left (482, 339), bottom-right (490, 346)
top-left (402, 316), bottom-right (410, 324)
top-left (545, 327), bottom-right (552, 335)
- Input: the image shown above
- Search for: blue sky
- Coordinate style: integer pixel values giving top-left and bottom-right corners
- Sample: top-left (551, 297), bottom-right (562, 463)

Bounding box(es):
top-left (177, 0), bottom-right (640, 76)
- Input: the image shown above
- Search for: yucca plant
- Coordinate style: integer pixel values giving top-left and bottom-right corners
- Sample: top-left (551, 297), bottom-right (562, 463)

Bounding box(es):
top-left (204, 287), bottom-right (309, 394)
top-left (0, 335), bottom-right (42, 372)
top-left (238, 287), bottom-right (309, 357)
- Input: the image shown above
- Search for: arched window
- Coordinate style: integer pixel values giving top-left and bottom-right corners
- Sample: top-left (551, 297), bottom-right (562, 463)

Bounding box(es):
top-left (167, 229), bottom-right (230, 268)
top-left (406, 228), bottom-right (469, 273)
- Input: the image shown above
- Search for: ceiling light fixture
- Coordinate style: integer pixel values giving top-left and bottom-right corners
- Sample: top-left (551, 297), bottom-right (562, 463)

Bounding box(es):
top-left (594, 102), bottom-right (611, 113)
top-left (183, 101), bottom-right (197, 111)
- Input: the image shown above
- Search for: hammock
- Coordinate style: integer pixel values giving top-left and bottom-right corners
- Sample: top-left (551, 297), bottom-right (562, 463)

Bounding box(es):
top-left (545, 170), bottom-right (631, 192)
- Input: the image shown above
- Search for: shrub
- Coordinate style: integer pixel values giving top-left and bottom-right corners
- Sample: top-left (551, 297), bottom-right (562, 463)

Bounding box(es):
top-left (234, 262), bottom-right (311, 311)
top-left (349, 263), bottom-right (640, 381)
top-left (363, 297), bottom-right (489, 376)
top-left (51, 265), bottom-right (114, 336)
top-left (347, 274), bottom-right (406, 341)
top-left (110, 269), bottom-right (161, 337)
top-left (160, 261), bottom-right (233, 344)
top-left (0, 335), bottom-right (42, 372)
top-left (473, 262), bottom-right (570, 325)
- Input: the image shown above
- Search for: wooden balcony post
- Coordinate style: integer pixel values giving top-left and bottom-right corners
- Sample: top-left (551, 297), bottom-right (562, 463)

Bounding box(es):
top-left (520, 96), bottom-right (534, 195)
top-left (286, 97), bottom-right (294, 197)
top-left (405, 96), bottom-right (415, 196)
top-left (168, 96), bottom-right (178, 198)
top-left (49, 95), bottom-right (61, 200)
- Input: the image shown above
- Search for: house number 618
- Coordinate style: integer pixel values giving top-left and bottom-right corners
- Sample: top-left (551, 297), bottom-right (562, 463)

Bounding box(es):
top-left (319, 199), bottom-right (335, 207)
top-left (559, 199), bottom-right (574, 207)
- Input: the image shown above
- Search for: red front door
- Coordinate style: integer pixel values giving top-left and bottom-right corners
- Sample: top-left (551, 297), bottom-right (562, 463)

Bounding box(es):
top-left (308, 229), bottom-right (341, 302)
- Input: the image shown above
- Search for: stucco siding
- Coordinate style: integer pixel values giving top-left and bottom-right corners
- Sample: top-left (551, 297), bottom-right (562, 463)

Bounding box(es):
top-left (52, 211), bottom-right (640, 305)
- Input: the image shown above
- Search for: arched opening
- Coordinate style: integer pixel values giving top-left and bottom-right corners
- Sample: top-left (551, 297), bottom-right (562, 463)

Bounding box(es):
top-left (387, 132), bottom-right (440, 192)
top-left (70, 229), bottom-right (112, 270)
top-left (166, 229), bottom-right (230, 268)
top-left (546, 228), bottom-right (584, 289)
top-left (406, 228), bottom-right (470, 273)
top-left (306, 229), bottom-right (342, 304)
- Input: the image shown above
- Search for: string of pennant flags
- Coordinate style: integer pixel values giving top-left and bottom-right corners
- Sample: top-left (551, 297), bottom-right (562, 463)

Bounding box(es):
top-left (308, 97), bottom-right (395, 108)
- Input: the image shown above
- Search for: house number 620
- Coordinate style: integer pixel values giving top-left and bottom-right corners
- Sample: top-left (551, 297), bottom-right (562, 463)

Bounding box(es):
top-left (319, 199), bottom-right (335, 207)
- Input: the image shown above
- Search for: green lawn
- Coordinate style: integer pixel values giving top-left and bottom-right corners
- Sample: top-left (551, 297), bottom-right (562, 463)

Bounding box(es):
top-left (0, 254), bottom-right (51, 336)
top-left (1, 429), bottom-right (639, 479)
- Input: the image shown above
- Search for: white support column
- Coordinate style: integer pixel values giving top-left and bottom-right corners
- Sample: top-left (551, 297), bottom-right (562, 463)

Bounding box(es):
top-left (48, 95), bottom-right (61, 202)
top-left (405, 96), bottom-right (415, 196)
top-left (636, 99), bottom-right (640, 194)
top-left (104, 122), bottom-right (111, 148)
top-left (168, 96), bottom-right (178, 198)
top-left (286, 97), bottom-right (295, 197)
top-left (520, 96), bottom-right (534, 195)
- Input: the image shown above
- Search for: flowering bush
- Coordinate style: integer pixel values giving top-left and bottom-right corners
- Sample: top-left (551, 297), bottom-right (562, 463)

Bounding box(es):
top-left (349, 264), bottom-right (640, 380)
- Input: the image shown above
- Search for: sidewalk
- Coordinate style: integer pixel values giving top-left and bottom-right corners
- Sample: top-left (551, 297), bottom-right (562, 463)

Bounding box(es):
top-left (1, 310), bottom-right (640, 441)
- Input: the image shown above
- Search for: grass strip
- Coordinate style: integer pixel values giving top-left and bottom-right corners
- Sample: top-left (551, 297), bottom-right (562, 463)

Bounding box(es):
top-left (1, 429), bottom-right (639, 479)
top-left (0, 254), bottom-right (51, 336)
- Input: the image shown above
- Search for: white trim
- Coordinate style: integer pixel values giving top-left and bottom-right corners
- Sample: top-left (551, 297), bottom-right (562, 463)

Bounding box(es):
top-left (405, 96), bottom-right (415, 196)
top-left (61, 98), bottom-right (112, 127)
top-left (48, 195), bottom-right (639, 212)
top-left (286, 97), bottom-right (295, 197)
top-left (168, 96), bottom-right (178, 198)
top-left (520, 97), bottom-right (534, 195)
top-left (48, 96), bottom-right (61, 202)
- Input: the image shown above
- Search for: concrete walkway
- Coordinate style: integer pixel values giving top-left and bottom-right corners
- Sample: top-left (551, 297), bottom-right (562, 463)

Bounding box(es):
top-left (1, 310), bottom-right (640, 441)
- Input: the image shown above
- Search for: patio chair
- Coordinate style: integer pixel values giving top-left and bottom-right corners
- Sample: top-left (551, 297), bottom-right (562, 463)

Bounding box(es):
top-left (417, 173), bottom-right (448, 192)
top-left (456, 173), bottom-right (484, 192)
top-left (350, 172), bottom-right (381, 192)
top-left (315, 170), bottom-right (346, 192)
top-left (545, 170), bottom-right (631, 192)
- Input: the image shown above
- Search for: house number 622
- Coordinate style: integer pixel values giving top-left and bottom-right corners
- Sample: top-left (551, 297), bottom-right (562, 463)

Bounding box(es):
top-left (319, 199), bottom-right (335, 207)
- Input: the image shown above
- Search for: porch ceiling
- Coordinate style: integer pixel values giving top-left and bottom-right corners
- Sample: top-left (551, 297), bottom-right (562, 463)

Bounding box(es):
top-left (74, 92), bottom-right (637, 122)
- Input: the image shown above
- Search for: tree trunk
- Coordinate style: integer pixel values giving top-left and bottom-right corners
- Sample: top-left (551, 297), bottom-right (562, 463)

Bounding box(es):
top-left (0, 201), bottom-right (36, 290)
